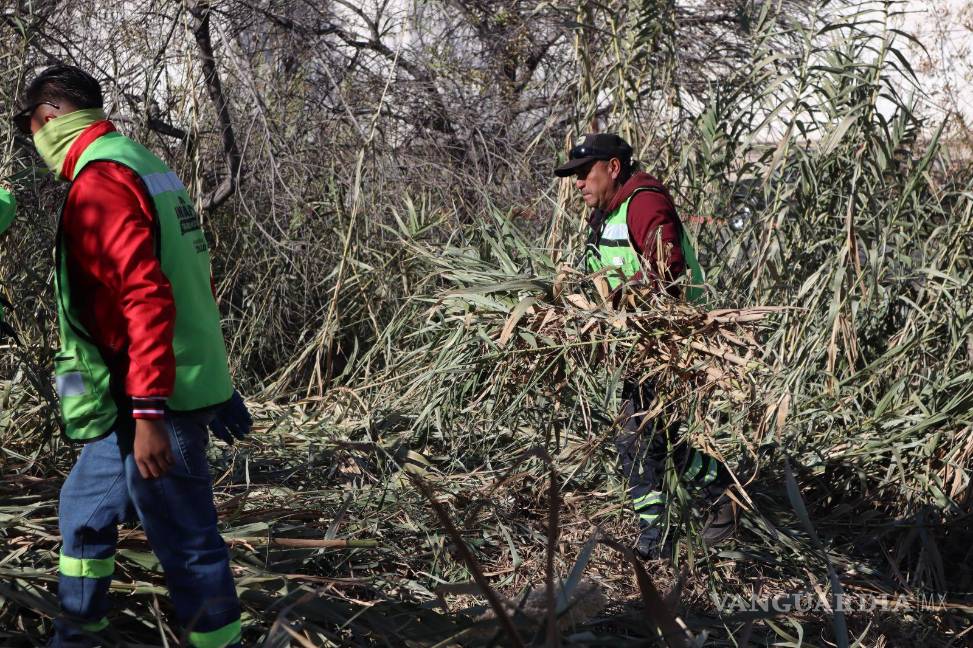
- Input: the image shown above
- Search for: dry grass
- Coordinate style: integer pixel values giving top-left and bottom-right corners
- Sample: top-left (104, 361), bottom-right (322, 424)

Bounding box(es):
top-left (2, 0), bottom-right (973, 646)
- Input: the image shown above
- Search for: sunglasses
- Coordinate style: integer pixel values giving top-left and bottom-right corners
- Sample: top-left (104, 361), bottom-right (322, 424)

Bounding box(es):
top-left (568, 144), bottom-right (614, 161)
top-left (12, 101), bottom-right (59, 134)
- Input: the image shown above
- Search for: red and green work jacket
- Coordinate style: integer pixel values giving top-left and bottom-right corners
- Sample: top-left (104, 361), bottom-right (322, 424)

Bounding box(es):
top-left (55, 125), bottom-right (233, 441)
top-left (586, 172), bottom-right (704, 300)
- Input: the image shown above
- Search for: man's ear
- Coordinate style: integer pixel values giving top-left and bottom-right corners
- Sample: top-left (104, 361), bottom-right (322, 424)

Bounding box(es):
top-left (609, 158), bottom-right (621, 181)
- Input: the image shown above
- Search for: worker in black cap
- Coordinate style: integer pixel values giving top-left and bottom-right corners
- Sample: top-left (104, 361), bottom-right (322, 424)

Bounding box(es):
top-left (555, 132), bottom-right (734, 559)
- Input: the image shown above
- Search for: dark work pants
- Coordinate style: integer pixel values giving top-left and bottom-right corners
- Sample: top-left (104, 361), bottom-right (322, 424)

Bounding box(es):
top-left (615, 381), bottom-right (726, 525)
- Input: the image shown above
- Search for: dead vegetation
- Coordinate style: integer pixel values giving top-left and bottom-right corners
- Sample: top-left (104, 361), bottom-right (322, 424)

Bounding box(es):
top-left (2, 0), bottom-right (973, 646)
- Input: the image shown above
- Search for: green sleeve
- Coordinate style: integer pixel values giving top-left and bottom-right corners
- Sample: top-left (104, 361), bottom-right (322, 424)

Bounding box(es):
top-left (0, 187), bottom-right (15, 234)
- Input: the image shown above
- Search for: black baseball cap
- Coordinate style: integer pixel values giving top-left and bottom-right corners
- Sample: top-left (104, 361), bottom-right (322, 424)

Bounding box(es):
top-left (554, 133), bottom-right (633, 177)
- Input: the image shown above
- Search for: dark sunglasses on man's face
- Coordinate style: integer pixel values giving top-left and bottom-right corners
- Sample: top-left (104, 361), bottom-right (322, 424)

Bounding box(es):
top-left (12, 101), bottom-right (60, 134)
top-left (569, 144), bottom-right (614, 160)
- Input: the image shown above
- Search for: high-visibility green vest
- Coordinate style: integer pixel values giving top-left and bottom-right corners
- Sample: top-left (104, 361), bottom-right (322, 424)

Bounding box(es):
top-left (586, 187), bottom-right (705, 301)
top-left (54, 131), bottom-right (233, 441)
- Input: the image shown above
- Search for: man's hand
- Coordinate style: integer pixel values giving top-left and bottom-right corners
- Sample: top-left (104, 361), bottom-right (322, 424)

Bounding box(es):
top-left (134, 419), bottom-right (174, 479)
top-left (209, 390), bottom-right (252, 445)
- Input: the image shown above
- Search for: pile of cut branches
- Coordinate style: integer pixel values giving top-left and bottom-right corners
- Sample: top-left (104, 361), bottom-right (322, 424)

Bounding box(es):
top-left (397, 269), bottom-right (780, 442)
top-left (465, 276), bottom-right (777, 398)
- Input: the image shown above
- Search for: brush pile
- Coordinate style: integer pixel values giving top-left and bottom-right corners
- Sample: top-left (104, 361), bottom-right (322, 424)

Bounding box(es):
top-left (3, 0), bottom-right (973, 645)
top-left (442, 271), bottom-right (777, 398)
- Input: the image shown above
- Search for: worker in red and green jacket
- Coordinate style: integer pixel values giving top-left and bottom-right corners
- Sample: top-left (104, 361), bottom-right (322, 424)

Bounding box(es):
top-left (12, 65), bottom-right (249, 648)
top-left (554, 133), bottom-right (734, 560)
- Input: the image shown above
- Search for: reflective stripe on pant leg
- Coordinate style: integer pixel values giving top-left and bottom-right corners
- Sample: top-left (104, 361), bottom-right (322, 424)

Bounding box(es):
top-left (631, 491), bottom-right (664, 510)
top-left (683, 451), bottom-right (704, 481)
top-left (58, 552), bottom-right (115, 636)
top-left (59, 553), bottom-right (114, 579)
top-left (701, 455), bottom-right (719, 485)
top-left (638, 500), bottom-right (664, 525)
top-left (189, 618), bottom-right (242, 648)
top-left (81, 617), bottom-right (109, 632)
top-left (632, 490), bottom-right (665, 526)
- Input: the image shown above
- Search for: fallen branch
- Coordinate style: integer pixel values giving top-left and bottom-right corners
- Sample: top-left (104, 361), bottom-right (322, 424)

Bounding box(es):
top-left (118, 530), bottom-right (377, 550)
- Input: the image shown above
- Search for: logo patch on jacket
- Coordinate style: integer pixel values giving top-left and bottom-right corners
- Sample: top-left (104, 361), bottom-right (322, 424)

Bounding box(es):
top-left (176, 197), bottom-right (202, 235)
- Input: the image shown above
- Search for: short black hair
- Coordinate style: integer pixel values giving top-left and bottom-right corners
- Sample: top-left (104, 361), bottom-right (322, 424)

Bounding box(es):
top-left (25, 65), bottom-right (103, 110)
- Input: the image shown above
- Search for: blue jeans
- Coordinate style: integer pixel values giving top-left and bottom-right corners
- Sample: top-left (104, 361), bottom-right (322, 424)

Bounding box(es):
top-left (52, 411), bottom-right (241, 648)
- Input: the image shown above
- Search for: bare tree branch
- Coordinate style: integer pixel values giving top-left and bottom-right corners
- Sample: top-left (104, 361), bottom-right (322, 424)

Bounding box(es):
top-left (189, 0), bottom-right (242, 212)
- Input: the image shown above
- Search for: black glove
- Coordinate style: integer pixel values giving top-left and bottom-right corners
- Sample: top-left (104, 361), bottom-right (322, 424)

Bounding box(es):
top-left (0, 294), bottom-right (19, 343)
top-left (209, 390), bottom-right (252, 445)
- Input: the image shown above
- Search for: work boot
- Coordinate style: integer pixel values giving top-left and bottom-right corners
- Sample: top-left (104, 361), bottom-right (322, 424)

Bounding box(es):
top-left (700, 489), bottom-right (736, 546)
top-left (635, 521), bottom-right (671, 560)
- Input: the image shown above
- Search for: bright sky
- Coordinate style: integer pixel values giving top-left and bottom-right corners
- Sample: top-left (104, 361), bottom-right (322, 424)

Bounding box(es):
top-left (895, 0), bottom-right (973, 132)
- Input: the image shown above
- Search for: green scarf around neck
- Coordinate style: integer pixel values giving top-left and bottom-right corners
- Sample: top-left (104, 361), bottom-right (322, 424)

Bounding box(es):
top-left (32, 108), bottom-right (107, 179)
